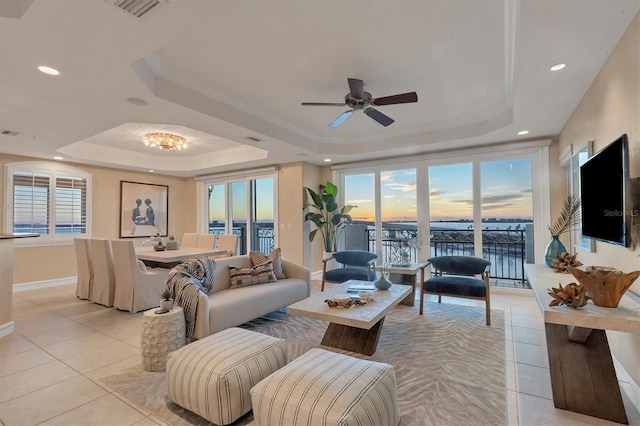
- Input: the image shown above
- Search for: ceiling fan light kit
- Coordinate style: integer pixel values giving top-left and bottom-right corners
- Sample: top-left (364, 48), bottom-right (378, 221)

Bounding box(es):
top-left (302, 78), bottom-right (418, 128)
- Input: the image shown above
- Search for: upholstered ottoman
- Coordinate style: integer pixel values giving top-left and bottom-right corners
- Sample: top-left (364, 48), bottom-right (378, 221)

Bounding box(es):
top-left (166, 327), bottom-right (287, 425)
top-left (250, 348), bottom-right (400, 426)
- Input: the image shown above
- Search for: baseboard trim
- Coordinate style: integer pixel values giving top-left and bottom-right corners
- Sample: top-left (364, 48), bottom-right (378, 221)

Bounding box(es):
top-left (0, 321), bottom-right (15, 338)
top-left (613, 355), bottom-right (640, 413)
top-left (13, 276), bottom-right (76, 293)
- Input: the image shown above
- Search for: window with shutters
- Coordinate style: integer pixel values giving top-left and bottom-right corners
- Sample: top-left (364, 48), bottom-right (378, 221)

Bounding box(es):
top-left (4, 162), bottom-right (91, 244)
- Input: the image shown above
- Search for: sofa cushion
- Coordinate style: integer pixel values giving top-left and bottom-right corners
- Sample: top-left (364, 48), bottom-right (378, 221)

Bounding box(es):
top-left (249, 248), bottom-right (286, 279)
top-left (229, 261), bottom-right (276, 288)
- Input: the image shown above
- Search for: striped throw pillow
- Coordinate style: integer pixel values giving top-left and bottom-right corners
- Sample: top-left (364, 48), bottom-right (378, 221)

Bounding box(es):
top-left (229, 261), bottom-right (276, 288)
top-left (249, 248), bottom-right (286, 279)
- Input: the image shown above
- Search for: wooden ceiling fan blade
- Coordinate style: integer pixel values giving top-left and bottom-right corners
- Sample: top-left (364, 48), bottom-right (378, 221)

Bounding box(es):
top-left (329, 110), bottom-right (354, 128)
top-left (364, 107), bottom-right (394, 127)
top-left (347, 78), bottom-right (364, 99)
top-left (371, 92), bottom-right (418, 106)
top-left (301, 102), bottom-right (347, 106)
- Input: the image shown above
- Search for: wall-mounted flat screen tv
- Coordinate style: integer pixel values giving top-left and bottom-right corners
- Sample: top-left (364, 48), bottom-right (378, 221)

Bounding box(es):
top-left (580, 134), bottom-right (630, 247)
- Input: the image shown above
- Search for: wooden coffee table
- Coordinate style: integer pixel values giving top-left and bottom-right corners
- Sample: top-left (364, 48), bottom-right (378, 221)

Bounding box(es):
top-left (286, 280), bottom-right (411, 355)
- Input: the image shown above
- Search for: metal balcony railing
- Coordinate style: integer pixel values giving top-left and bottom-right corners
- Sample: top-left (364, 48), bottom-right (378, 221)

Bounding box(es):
top-left (207, 222), bottom-right (530, 285)
top-left (367, 227), bottom-right (529, 284)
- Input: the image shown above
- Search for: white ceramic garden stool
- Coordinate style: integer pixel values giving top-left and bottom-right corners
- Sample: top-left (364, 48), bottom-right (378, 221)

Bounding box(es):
top-left (166, 327), bottom-right (287, 426)
top-left (141, 306), bottom-right (185, 372)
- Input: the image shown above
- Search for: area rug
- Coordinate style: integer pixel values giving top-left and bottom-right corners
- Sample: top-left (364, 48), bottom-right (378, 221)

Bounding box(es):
top-left (101, 303), bottom-right (505, 425)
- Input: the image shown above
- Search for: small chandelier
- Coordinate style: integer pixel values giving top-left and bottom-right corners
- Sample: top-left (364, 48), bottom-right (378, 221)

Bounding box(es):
top-left (144, 132), bottom-right (188, 151)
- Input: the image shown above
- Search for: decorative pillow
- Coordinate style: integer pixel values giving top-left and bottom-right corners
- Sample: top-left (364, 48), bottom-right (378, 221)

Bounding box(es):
top-left (249, 248), bottom-right (286, 279)
top-left (229, 261), bottom-right (276, 288)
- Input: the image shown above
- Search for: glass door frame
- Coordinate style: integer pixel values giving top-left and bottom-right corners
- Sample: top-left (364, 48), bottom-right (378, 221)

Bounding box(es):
top-left (333, 140), bottom-right (551, 264)
top-left (195, 167), bottom-right (279, 255)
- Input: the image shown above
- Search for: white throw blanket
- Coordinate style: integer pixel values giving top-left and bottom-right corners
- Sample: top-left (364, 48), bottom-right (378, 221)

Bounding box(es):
top-left (165, 258), bottom-right (215, 339)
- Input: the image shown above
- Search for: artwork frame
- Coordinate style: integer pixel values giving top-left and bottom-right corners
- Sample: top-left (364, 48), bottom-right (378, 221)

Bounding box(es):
top-left (119, 181), bottom-right (168, 238)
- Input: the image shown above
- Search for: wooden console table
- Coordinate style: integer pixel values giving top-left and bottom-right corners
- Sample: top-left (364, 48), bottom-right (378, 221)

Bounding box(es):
top-left (525, 264), bottom-right (640, 424)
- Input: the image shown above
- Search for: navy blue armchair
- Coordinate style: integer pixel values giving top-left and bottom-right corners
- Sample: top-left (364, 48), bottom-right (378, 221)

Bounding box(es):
top-left (419, 256), bottom-right (491, 325)
top-left (321, 250), bottom-right (377, 291)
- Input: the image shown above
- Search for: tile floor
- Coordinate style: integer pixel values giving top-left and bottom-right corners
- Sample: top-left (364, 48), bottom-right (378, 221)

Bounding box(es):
top-left (1, 283), bottom-right (639, 426)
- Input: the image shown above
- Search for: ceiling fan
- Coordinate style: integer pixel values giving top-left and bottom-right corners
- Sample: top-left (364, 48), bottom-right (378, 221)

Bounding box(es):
top-left (301, 78), bottom-right (418, 128)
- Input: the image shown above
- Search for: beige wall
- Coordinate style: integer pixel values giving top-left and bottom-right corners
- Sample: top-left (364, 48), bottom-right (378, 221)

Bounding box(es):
top-left (277, 163), bottom-right (306, 266)
top-left (0, 154), bottom-right (197, 284)
top-left (557, 12), bottom-right (640, 388)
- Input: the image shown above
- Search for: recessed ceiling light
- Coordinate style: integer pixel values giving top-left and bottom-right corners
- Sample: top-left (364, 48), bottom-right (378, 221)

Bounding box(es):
top-left (149, 169), bottom-right (155, 173)
top-left (38, 65), bottom-right (60, 76)
top-left (324, 158), bottom-right (331, 162)
top-left (550, 63), bottom-right (566, 71)
top-left (517, 130), bottom-right (529, 135)
top-left (53, 156), bottom-right (63, 160)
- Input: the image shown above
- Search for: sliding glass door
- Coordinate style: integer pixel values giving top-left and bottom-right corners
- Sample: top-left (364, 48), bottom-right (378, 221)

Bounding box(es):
top-left (338, 148), bottom-right (538, 285)
top-left (205, 174), bottom-right (276, 256)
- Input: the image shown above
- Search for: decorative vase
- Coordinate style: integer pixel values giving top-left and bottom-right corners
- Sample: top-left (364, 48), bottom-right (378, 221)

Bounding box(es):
top-left (374, 265), bottom-right (393, 290)
top-left (544, 235), bottom-right (567, 268)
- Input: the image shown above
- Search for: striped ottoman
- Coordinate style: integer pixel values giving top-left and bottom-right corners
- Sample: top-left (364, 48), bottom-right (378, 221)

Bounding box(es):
top-left (250, 348), bottom-right (400, 426)
top-left (166, 327), bottom-right (287, 425)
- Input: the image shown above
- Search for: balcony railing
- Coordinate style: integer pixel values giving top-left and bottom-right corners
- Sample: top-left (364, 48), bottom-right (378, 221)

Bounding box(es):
top-left (368, 227), bottom-right (529, 284)
top-left (206, 222), bottom-right (530, 285)
top-left (208, 225), bottom-right (274, 255)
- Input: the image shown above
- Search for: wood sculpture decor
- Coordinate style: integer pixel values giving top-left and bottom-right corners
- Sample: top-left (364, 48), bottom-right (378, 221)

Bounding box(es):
top-left (551, 252), bottom-right (583, 273)
top-left (548, 282), bottom-right (590, 308)
top-left (567, 266), bottom-right (640, 308)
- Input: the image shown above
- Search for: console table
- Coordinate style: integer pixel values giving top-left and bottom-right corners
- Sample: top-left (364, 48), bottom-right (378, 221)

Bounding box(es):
top-left (524, 264), bottom-right (640, 424)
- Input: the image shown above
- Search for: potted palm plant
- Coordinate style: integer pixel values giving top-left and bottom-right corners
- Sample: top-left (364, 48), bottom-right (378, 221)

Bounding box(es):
top-left (303, 181), bottom-right (356, 258)
top-left (545, 195), bottom-right (581, 268)
top-left (160, 290), bottom-right (174, 311)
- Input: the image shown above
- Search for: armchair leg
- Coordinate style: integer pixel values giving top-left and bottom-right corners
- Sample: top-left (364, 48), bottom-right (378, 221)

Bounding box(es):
top-left (419, 288), bottom-right (424, 315)
top-left (485, 303), bottom-right (491, 326)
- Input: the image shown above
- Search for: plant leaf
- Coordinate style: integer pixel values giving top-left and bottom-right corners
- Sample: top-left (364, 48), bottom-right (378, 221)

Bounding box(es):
top-left (548, 195), bottom-right (581, 235)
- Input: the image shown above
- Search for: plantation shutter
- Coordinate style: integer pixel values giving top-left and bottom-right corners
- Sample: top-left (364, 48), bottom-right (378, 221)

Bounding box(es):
top-left (12, 172), bottom-right (50, 234)
top-left (55, 176), bottom-right (87, 234)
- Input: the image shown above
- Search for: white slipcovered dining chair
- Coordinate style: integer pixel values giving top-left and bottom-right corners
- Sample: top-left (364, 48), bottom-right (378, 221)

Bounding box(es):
top-left (215, 234), bottom-right (239, 257)
top-left (111, 239), bottom-right (169, 313)
top-left (196, 233), bottom-right (217, 249)
top-left (74, 238), bottom-right (93, 300)
top-left (89, 239), bottom-right (116, 307)
top-left (181, 233), bottom-right (199, 248)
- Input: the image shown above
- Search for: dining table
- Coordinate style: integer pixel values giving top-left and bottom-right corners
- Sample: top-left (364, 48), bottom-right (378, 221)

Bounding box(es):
top-left (135, 246), bottom-right (228, 268)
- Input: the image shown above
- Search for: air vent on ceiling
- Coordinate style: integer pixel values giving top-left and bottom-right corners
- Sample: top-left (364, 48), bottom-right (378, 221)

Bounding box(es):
top-left (110, 0), bottom-right (162, 18)
top-left (1, 129), bottom-right (20, 136)
top-left (245, 136), bottom-right (262, 142)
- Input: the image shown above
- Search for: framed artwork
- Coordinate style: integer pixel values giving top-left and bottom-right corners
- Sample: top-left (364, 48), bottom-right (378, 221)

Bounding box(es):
top-left (120, 181), bottom-right (168, 238)
top-left (570, 142), bottom-right (595, 252)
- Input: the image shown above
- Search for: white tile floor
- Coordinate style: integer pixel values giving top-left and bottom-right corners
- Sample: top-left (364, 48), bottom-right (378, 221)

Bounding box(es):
top-left (1, 283), bottom-right (639, 426)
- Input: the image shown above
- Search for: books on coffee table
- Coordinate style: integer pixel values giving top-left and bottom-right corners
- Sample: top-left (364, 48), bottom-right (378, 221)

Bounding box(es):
top-left (347, 282), bottom-right (375, 291)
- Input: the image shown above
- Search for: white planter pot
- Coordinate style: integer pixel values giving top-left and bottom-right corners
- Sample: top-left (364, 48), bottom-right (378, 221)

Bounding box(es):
top-left (160, 300), bottom-right (174, 311)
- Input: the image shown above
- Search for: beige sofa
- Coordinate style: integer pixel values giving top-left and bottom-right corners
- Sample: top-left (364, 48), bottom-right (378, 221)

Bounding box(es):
top-left (192, 255), bottom-right (311, 340)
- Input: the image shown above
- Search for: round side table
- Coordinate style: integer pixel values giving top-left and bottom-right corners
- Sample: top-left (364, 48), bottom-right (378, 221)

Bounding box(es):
top-left (141, 306), bottom-right (186, 372)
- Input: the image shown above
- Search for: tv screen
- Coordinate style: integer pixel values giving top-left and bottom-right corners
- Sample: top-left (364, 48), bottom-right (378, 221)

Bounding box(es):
top-left (580, 134), bottom-right (630, 247)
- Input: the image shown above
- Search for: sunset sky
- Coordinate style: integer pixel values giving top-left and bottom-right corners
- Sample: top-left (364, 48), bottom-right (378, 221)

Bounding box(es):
top-left (345, 158), bottom-right (533, 222)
